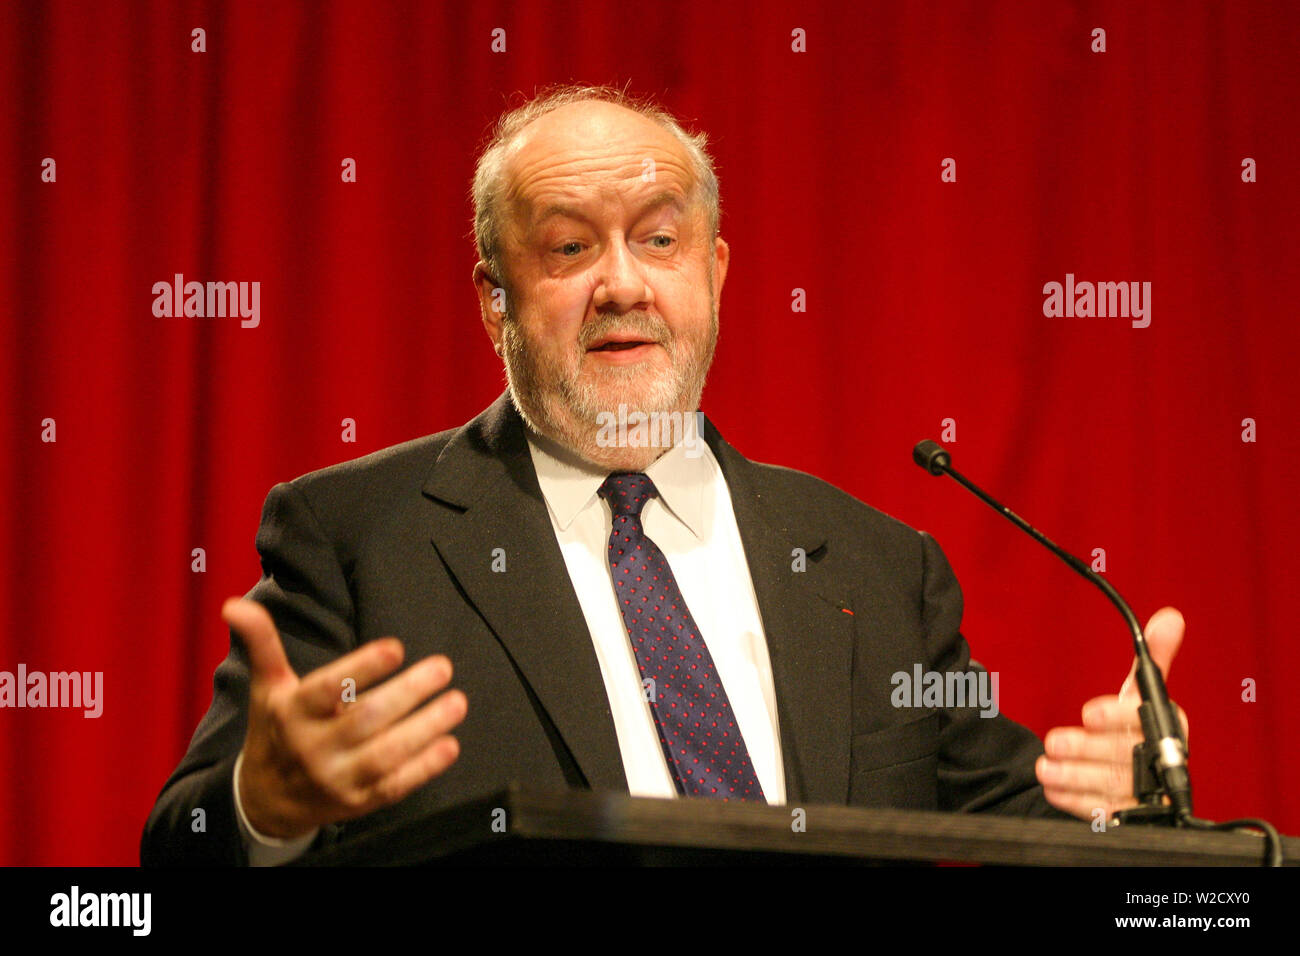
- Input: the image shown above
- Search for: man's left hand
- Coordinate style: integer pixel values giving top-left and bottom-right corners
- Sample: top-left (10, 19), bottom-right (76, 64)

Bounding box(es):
top-left (1035, 606), bottom-right (1189, 820)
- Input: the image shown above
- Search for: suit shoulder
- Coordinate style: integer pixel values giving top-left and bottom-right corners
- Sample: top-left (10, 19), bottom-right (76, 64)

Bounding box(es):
top-left (276, 425), bottom-right (458, 515)
top-left (740, 456), bottom-right (926, 548)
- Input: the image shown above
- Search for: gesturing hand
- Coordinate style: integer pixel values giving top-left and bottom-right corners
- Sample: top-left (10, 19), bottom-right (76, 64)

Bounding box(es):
top-left (1036, 606), bottom-right (1189, 821)
top-left (224, 597), bottom-right (466, 840)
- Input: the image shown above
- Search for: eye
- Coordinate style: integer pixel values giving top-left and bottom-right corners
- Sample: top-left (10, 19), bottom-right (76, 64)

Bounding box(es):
top-left (648, 234), bottom-right (676, 250)
top-left (555, 241), bottom-right (585, 257)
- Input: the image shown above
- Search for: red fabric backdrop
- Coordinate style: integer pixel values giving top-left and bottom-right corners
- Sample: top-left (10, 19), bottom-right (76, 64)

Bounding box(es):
top-left (2, 0), bottom-right (1296, 865)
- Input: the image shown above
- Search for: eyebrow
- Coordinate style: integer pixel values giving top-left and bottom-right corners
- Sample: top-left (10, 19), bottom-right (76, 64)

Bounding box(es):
top-left (530, 190), bottom-right (688, 230)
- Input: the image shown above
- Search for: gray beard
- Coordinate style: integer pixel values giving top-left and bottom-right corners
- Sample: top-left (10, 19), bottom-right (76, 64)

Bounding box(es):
top-left (501, 305), bottom-right (718, 472)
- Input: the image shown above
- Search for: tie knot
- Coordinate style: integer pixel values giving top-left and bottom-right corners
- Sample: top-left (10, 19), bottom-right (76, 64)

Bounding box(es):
top-left (597, 472), bottom-right (657, 517)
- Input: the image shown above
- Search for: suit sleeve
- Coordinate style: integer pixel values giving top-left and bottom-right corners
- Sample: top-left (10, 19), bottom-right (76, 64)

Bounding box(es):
top-left (140, 480), bottom-right (359, 865)
top-left (918, 531), bottom-right (1077, 820)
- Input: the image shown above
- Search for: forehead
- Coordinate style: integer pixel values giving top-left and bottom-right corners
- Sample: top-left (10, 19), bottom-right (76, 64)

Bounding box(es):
top-left (501, 101), bottom-right (698, 219)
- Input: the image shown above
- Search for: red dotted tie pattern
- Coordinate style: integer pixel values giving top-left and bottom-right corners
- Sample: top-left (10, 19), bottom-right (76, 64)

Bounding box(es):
top-left (597, 473), bottom-right (767, 802)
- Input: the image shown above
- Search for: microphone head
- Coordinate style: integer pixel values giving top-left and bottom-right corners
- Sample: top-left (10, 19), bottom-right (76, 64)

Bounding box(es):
top-left (913, 440), bottom-right (951, 475)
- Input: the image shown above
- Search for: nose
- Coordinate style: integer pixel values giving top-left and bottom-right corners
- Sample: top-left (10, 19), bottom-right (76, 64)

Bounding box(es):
top-left (592, 235), bottom-right (652, 312)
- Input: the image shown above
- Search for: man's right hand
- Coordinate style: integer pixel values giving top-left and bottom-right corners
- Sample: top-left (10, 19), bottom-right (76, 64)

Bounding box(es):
top-left (222, 597), bottom-right (467, 840)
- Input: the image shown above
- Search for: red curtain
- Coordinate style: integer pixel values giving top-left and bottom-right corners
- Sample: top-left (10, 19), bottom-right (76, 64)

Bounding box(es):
top-left (2, 0), bottom-right (1296, 865)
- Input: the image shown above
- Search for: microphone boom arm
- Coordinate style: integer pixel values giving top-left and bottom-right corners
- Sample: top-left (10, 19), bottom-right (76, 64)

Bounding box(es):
top-left (912, 440), bottom-right (1192, 824)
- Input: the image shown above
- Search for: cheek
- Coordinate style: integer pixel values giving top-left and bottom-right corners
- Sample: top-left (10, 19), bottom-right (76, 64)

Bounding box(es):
top-left (660, 276), bottom-right (714, 334)
top-left (513, 310), bottom-right (583, 368)
top-left (516, 282), bottom-right (589, 336)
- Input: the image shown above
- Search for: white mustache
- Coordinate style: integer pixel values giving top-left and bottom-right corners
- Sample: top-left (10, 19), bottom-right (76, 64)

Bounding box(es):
top-left (579, 313), bottom-right (671, 350)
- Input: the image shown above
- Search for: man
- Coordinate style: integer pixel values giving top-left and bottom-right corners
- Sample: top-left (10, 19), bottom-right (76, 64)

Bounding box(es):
top-left (141, 85), bottom-right (1187, 866)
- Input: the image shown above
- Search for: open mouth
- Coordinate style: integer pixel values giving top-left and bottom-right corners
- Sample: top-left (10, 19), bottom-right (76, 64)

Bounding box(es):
top-left (588, 340), bottom-right (654, 352)
top-left (586, 330), bottom-right (661, 353)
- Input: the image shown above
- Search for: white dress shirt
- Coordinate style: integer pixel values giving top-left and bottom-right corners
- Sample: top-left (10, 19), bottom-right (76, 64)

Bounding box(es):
top-left (525, 428), bottom-right (786, 804)
top-left (235, 421), bottom-right (786, 864)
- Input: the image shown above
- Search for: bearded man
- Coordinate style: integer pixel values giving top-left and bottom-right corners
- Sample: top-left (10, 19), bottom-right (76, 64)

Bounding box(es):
top-left (141, 85), bottom-right (1186, 866)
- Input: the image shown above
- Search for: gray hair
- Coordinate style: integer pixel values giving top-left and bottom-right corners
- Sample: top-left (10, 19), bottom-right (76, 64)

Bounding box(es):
top-left (471, 84), bottom-right (720, 286)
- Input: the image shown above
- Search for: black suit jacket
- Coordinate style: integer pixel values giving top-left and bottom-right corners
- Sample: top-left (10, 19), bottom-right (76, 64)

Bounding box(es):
top-left (141, 391), bottom-right (1071, 865)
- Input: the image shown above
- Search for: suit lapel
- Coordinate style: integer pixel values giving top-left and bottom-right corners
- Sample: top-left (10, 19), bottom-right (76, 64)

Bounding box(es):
top-left (422, 393), bottom-right (628, 792)
top-left (422, 392), bottom-right (855, 806)
top-left (704, 420), bottom-right (856, 807)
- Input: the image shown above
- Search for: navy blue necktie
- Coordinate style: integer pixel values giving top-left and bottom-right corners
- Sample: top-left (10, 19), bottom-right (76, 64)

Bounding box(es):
top-left (597, 472), bottom-right (766, 802)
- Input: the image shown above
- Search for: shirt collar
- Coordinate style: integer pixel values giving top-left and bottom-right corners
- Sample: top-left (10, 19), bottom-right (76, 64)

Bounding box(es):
top-left (525, 423), bottom-right (715, 539)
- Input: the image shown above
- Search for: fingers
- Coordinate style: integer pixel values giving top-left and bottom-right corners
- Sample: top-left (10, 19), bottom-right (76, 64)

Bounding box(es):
top-left (1083, 694), bottom-right (1188, 743)
top-left (223, 598), bottom-right (293, 687)
top-left (1044, 725), bottom-right (1140, 766)
top-left (1040, 782), bottom-right (1136, 821)
top-left (347, 687), bottom-right (468, 788)
top-left (1119, 607), bottom-right (1186, 701)
top-left (1037, 753), bottom-right (1130, 797)
top-left (332, 654), bottom-right (456, 746)
top-left (1081, 695), bottom-right (1142, 733)
top-left (1144, 606), bottom-right (1185, 680)
top-left (367, 735), bottom-right (462, 809)
top-left (296, 638), bottom-right (407, 716)
top-left (1039, 705), bottom-right (1142, 819)
top-left (309, 688), bottom-right (466, 822)
top-left (1037, 744), bottom-right (1137, 821)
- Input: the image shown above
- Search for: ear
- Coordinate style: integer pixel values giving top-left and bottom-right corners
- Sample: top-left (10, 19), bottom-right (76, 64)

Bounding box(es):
top-left (711, 236), bottom-right (730, 310)
top-left (472, 261), bottom-right (506, 354)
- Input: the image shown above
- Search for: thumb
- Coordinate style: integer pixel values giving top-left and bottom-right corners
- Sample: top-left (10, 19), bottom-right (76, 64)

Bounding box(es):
top-left (1119, 606), bottom-right (1185, 700)
top-left (222, 597), bottom-right (294, 688)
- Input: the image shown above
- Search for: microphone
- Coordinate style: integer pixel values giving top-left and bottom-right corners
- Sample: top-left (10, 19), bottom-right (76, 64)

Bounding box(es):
top-left (911, 439), bottom-right (1193, 824)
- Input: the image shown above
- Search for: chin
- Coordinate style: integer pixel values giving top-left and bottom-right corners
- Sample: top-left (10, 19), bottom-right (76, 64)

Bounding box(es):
top-left (579, 445), bottom-right (666, 473)
top-left (578, 366), bottom-right (687, 417)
